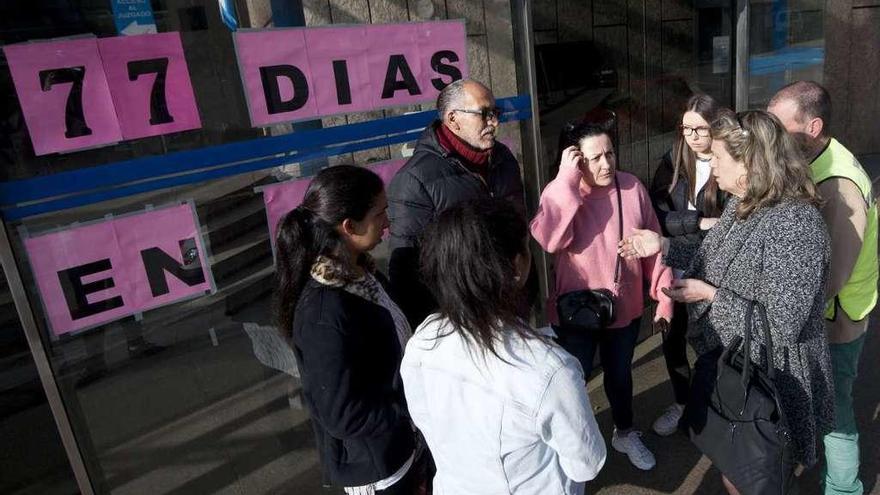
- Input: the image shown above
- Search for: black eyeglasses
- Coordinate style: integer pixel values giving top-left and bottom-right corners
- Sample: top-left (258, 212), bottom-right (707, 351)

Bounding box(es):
top-left (453, 106), bottom-right (503, 121)
top-left (680, 125), bottom-right (710, 137)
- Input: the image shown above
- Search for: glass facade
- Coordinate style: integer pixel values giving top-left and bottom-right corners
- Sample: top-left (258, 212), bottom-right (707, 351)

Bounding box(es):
top-left (0, 284), bottom-right (79, 495)
top-left (531, 0), bottom-right (735, 185)
top-left (1, 0), bottom-right (877, 493)
top-left (0, 1), bottom-right (526, 493)
top-left (745, 0), bottom-right (825, 108)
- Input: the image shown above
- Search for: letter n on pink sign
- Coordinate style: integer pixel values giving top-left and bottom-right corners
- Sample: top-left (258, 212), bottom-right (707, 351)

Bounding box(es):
top-left (24, 204), bottom-right (213, 336)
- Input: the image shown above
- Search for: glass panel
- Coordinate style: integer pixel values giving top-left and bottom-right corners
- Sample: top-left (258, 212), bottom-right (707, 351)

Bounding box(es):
top-left (0, 273), bottom-right (79, 495)
top-left (532, 0), bottom-right (735, 192)
top-left (746, 0), bottom-right (825, 108)
top-left (1, 0), bottom-right (528, 493)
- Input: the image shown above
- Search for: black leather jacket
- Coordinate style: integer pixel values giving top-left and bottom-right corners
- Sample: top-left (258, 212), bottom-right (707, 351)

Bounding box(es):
top-left (650, 151), bottom-right (728, 245)
top-left (386, 121), bottom-right (525, 326)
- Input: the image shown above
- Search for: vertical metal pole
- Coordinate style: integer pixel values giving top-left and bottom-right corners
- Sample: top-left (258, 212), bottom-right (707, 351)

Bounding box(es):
top-left (514, 0), bottom-right (551, 323)
top-left (735, 0), bottom-right (751, 111)
top-left (0, 223), bottom-right (96, 495)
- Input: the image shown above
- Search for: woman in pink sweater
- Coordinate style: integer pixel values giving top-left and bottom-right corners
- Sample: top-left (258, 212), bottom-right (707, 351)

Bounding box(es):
top-left (531, 122), bottom-right (674, 472)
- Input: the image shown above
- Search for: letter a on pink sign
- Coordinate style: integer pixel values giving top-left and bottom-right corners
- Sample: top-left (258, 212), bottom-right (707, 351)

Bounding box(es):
top-left (24, 204), bottom-right (213, 336)
top-left (98, 32), bottom-right (202, 140)
top-left (3, 37), bottom-right (123, 155)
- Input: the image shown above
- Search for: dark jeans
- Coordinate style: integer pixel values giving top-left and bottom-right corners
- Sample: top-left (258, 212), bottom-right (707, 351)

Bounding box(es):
top-left (682, 346), bottom-right (722, 434)
top-left (556, 318), bottom-right (641, 430)
top-left (661, 302), bottom-right (691, 405)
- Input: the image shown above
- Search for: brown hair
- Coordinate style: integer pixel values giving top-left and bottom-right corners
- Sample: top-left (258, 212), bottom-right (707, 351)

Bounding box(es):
top-left (768, 80), bottom-right (832, 137)
top-left (711, 110), bottom-right (820, 219)
top-left (671, 94), bottom-right (724, 216)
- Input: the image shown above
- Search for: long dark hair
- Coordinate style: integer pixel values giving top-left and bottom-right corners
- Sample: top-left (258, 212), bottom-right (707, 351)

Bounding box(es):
top-left (274, 165), bottom-right (385, 338)
top-left (671, 93), bottom-right (724, 216)
top-left (420, 198), bottom-right (541, 357)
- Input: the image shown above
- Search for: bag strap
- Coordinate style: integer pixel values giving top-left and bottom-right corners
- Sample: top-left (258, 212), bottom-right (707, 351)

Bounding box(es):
top-left (613, 174), bottom-right (623, 287)
top-left (755, 302), bottom-right (776, 380)
top-left (739, 265), bottom-right (777, 393)
top-left (741, 300), bottom-right (753, 392)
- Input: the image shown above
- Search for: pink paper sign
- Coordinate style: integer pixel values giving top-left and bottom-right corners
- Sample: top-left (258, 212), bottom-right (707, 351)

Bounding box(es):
top-left (234, 20), bottom-right (467, 127)
top-left (366, 24), bottom-right (427, 109)
top-left (98, 32), bottom-right (201, 140)
top-left (262, 160), bottom-right (407, 246)
top-left (304, 26), bottom-right (373, 115)
top-left (234, 29), bottom-right (319, 126)
top-left (3, 37), bottom-right (123, 155)
top-left (25, 204), bottom-right (213, 336)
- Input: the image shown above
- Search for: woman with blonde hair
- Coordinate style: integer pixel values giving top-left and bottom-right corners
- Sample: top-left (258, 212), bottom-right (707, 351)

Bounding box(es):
top-left (620, 110), bottom-right (834, 494)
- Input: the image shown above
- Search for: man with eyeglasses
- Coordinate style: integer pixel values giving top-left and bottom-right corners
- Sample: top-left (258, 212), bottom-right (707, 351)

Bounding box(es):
top-left (387, 78), bottom-right (527, 328)
top-left (769, 81), bottom-right (877, 495)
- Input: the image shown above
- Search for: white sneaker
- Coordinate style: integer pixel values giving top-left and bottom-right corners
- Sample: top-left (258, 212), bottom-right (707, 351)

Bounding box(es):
top-left (612, 429), bottom-right (656, 470)
top-left (652, 403), bottom-right (684, 436)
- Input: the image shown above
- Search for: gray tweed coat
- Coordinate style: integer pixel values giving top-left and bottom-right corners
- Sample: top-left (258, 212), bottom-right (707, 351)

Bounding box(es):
top-left (665, 196), bottom-right (835, 467)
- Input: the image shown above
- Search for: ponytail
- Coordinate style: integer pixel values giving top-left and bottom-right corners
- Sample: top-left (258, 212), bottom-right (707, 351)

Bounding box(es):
top-left (273, 165), bottom-right (385, 339)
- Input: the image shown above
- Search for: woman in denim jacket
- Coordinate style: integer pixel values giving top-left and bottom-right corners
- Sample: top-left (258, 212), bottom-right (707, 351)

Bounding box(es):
top-left (401, 199), bottom-right (606, 495)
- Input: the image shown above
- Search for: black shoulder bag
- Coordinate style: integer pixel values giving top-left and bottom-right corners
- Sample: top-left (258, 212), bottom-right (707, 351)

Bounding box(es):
top-left (555, 174), bottom-right (622, 332)
top-left (690, 300), bottom-right (792, 494)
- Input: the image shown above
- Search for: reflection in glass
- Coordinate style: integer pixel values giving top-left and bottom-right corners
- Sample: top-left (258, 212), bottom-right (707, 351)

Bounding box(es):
top-left (747, 0), bottom-right (825, 108)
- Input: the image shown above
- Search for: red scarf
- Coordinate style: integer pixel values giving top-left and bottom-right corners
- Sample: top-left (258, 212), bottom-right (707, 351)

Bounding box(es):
top-left (436, 124), bottom-right (492, 179)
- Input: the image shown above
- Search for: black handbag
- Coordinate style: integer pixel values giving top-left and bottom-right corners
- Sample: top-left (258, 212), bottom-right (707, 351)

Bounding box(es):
top-left (689, 300), bottom-right (792, 495)
top-left (556, 175), bottom-right (622, 332)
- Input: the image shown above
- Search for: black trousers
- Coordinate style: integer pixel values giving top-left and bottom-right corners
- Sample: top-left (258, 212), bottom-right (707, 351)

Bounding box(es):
top-left (556, 318), bottom-right (641, 430)
top-left (661, 302), bottom-right (692, 405)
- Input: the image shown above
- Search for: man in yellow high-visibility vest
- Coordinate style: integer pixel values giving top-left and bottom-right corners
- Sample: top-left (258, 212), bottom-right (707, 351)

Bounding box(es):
top-left (770, 81), bottom-right (877, 495)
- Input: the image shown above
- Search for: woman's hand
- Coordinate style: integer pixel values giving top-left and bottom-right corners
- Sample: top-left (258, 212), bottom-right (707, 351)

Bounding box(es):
top-left (559, 146), bottom-right (583, 172)
top-left (699, 217), bottom-right (719, 230)
top-left (661, 279), bottom-right (717, 303)
top-left (618, 229), bottom-right (665, 259)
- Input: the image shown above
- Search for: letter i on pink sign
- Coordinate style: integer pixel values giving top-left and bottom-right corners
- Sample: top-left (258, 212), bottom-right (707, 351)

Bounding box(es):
top-left (3, 37), bottom-right (123, 155)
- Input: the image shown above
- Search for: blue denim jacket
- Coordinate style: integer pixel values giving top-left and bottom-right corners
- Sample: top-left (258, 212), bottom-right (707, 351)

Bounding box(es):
top-left (401, 317), bottom-right (607, 494)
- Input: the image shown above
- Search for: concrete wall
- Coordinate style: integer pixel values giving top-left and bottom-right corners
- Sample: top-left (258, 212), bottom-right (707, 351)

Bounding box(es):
top-left (824, 0), bottom-right (880, 157)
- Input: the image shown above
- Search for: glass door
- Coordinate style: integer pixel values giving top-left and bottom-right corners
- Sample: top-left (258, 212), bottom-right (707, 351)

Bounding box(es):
top-left (741, 0), bottom-right (825, 108)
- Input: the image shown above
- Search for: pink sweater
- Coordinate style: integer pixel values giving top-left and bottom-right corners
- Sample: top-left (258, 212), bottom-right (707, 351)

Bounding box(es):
top-left (530, 168), bottom-right (674, 328)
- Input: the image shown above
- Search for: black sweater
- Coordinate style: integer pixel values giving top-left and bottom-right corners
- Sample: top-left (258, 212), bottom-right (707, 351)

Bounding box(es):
top-left (291, 279), bottom-right (414, 487)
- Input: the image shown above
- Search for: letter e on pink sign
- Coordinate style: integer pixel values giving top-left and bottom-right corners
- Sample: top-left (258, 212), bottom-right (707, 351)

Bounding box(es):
top-left (3, 37), bottom-right (123, 155)
top-left (24, 204), bottom-right (212, 336)
top-left (98, 32), bottom-right (202, 140)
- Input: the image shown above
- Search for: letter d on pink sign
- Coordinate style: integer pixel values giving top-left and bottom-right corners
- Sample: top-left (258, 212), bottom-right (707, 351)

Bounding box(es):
top-left (24, 204), bottom-right (214, 336)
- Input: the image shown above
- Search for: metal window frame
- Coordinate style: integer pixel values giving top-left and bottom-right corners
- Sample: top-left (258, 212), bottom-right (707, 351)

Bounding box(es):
top-left (512, 0), bottom-right (551, 324)
top-left (735, 0), bottom-right (751, 111)
top-left (0, 223), bottom-right (96, 494)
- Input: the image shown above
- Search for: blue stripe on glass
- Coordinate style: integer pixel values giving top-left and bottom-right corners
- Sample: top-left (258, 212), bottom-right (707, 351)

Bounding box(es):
top-left (1, 95), bottom-right (532, 220)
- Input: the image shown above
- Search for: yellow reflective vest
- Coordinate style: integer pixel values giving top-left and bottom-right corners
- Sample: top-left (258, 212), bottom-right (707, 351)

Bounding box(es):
top-left (811, 138), bottom-right (879, 321)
